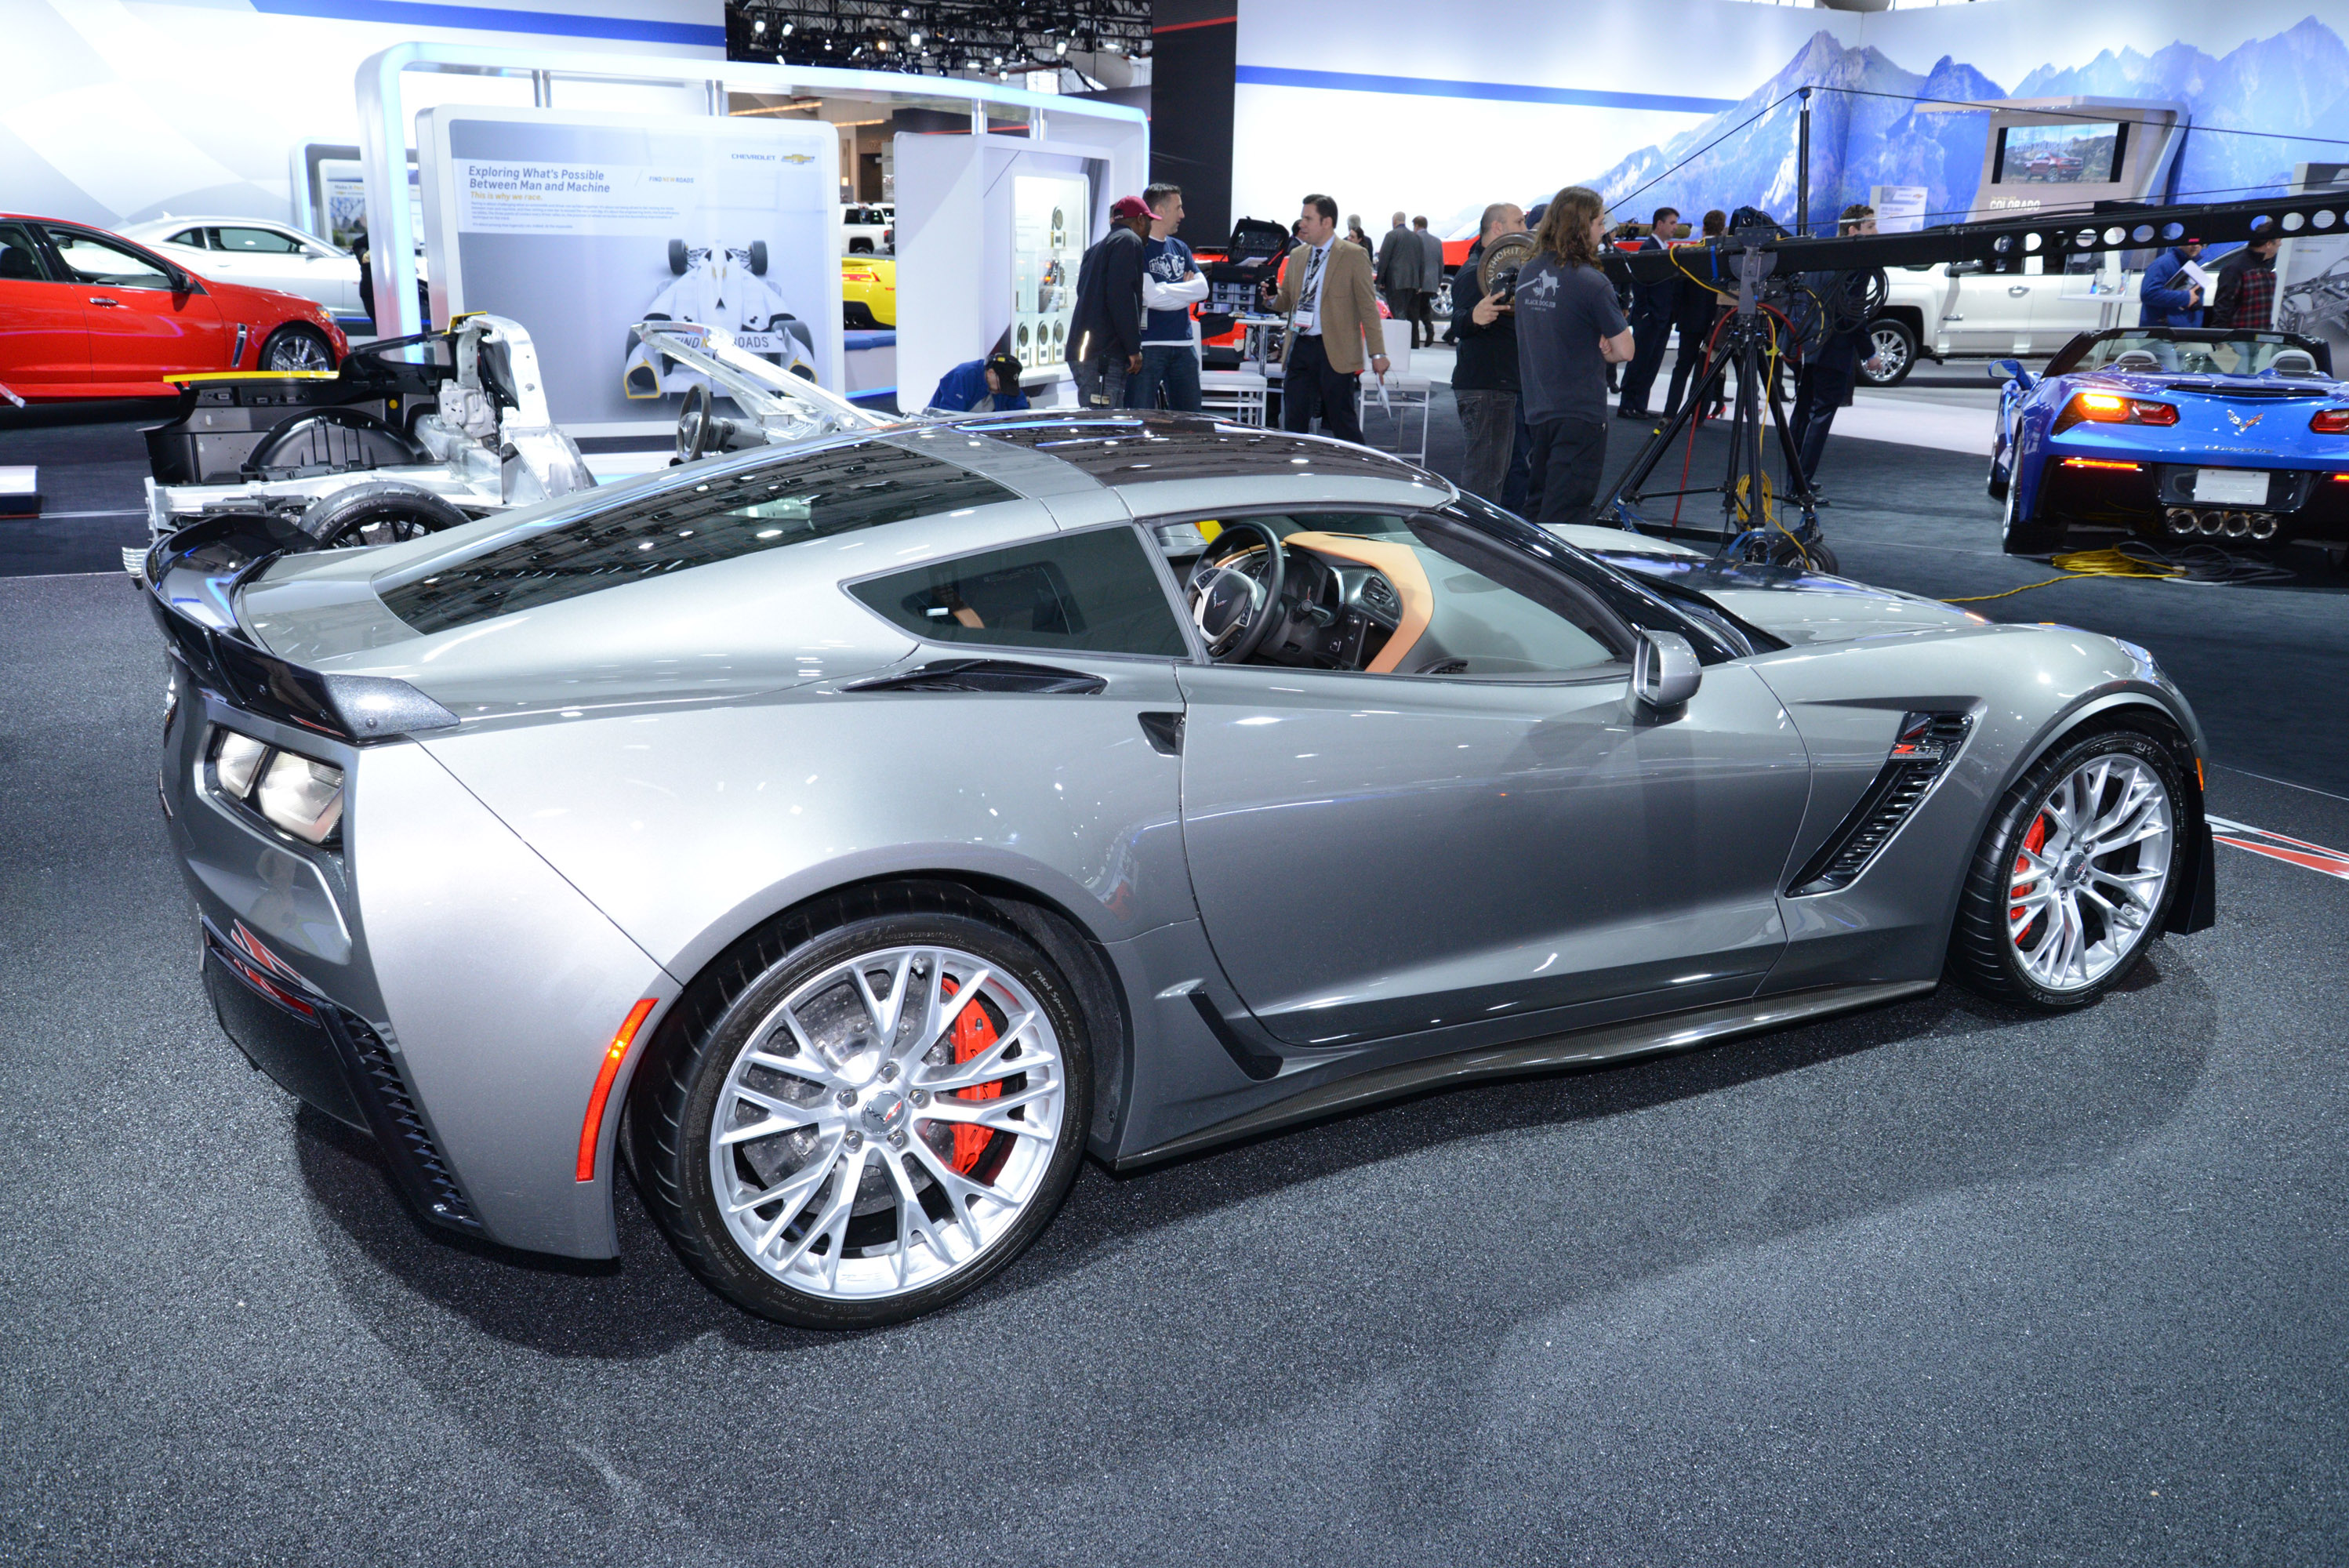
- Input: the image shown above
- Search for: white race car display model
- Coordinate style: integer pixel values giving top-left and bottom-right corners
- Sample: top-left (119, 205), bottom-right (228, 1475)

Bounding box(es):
top-left (623, 238), bottom-right (816, 399)
top-left (637, 321), bottom-right (891, 463)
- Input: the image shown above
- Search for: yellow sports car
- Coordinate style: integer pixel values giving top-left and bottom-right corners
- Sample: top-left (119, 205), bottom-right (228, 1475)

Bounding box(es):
top-left (841, 255), bottom-right (895, 329)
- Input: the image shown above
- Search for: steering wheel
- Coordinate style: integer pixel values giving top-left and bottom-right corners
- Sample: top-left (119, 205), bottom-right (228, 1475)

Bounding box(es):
top-left (1184, 521), bottom-right (1287, 662)
top-left (676, 381), bottom-right (714, 463)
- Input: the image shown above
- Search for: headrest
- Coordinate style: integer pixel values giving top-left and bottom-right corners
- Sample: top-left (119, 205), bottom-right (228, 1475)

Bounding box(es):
top-left (2111, 350), bottom-right (2160, 372)
top-left (2270, 349), bottom-right (2320, 378)
top-left (0, 246), bottom-right (38, 281)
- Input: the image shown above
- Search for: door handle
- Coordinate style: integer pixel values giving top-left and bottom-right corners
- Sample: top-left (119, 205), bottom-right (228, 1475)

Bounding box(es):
top-left (89, 296), bottom-right (121, 307)
top-left (2007, 285), bottom-right (2031, 297)
top-left (1942, 314), bottom-right (1965, 322)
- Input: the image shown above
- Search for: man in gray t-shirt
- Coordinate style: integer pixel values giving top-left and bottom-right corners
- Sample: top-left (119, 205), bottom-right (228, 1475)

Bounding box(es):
top-left (1512, 189), bottom-right (1635, 522)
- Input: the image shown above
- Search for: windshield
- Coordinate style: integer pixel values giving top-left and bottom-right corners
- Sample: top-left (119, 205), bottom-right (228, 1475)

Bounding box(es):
top-left (2064, 333), bottom-right (2329, 379)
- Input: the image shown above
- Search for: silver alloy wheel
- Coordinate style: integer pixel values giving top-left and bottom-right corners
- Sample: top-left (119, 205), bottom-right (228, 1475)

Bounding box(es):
top-left (264, 330), bottom-right (332, 372)
top-left (2006, 754), bottom-right (2173, 992)
top-left (1867, 322), bottom-right (1912, 382)
top-left (707, 944), bottom-right (1066, 1301)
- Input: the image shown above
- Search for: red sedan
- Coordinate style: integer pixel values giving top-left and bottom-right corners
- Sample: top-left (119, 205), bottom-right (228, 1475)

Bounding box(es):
top-left (0, 213), bottom-right (347, 402)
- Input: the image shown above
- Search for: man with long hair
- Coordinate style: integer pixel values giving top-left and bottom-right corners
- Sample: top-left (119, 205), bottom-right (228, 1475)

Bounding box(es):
top-left (1512, 187), bottom-right (1635, 522)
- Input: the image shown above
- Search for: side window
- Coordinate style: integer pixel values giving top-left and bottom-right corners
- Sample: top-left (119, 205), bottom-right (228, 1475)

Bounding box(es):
top-left (167, 228), bottom-right (210, 249)
top-left (0, 221), bottom-right (53, 281)
top-left (49, 230), bottom-right (172, 289)
top-left (217, 226), bottom-right (303, 255)
top-left (852, 526), bottom-right (1189, 658)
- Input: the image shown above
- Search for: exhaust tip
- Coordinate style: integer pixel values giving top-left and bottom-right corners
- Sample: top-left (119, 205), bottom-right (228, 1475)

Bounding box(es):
top-left (2250, 513), bottom-right (2278, 541)
top-left (2165, 507), bottom-right (2198, 536)
top-left (2198, 510), bottom-right (2224, 535)
top-left (2223, 511), bottom-right (2253, 539)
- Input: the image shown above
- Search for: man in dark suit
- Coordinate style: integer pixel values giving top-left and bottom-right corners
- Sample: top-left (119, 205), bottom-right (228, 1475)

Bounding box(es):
top-left (1614, 206), bottom-right (1680, 421)
top-left (1665, 209), bottom-right (1732, 420)
top-left (1067, 195), bottom-right (1152, 408)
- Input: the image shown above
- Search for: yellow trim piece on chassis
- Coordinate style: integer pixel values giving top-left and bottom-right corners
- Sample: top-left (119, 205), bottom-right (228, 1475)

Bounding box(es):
top-left (165, 371), bottom-right (341, 384)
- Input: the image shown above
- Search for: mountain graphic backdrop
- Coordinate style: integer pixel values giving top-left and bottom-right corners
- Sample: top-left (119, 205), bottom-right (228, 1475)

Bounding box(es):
top-left (1584, 15), bottom-right (2349, 228)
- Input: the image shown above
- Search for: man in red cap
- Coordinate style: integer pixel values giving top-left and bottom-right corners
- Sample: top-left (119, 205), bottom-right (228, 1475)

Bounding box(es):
top-left (1067, 195), bottom-right (1153, 408)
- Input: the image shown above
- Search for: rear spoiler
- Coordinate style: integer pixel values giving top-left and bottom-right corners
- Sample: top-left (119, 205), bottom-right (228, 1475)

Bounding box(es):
top-left (142, 514), bottom-right (458, 744)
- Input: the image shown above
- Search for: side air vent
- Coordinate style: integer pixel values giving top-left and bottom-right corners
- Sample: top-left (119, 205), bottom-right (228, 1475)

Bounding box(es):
top-left (1787, 712), bottom-right (1973, 898)
top-left (333, 1011), bottom-right (483, 1232)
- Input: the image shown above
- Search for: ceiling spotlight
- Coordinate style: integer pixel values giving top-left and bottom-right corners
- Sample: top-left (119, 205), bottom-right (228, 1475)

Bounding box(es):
top-left (752, 16), bottom-right (765, 34)
top-left (991, 54), bottom-right (1002, 66)
top-left (908, 30), bottom-right (922, 46)
top-left (1055, 38), bottom-right (1066, 56)
top-left (780, 20), bottom-right (793, 34)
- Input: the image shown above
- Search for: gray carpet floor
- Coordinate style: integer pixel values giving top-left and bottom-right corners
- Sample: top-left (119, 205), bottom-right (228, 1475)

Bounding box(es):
top-left (2, 408), bottom-right (2347, 1564)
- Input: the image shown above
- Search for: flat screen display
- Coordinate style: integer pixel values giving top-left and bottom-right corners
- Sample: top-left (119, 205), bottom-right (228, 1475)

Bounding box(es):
top-left (1994, 122), bottom-right (2126, 186)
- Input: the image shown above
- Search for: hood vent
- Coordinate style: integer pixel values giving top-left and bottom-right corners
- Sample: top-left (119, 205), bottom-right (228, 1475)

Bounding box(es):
top-left (1787, 712), bottom-right (1973, 898)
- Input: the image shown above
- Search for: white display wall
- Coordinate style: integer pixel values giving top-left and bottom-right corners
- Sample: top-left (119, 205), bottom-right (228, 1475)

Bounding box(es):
top-left (417, 105), bottom-right (844, 431)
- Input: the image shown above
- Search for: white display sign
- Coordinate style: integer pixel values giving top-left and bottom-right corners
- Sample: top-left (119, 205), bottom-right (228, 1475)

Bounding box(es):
top-left (1871, 185), bottom-right (1930, 234)
top-left (1012, 172), bottom-right (1089, 371)
top-left (454, 155), bottom-right (822, 236)
top-left (419, 106), bottom-right (842, 432)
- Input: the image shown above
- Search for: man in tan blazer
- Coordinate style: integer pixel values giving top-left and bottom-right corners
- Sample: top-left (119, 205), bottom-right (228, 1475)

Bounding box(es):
top-left (1266, 193), bottom-right (1389, 445)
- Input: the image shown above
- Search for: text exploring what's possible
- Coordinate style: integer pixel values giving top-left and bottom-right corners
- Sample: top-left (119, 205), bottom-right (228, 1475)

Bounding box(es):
top-left (458, 154), bottom-right (808, 235)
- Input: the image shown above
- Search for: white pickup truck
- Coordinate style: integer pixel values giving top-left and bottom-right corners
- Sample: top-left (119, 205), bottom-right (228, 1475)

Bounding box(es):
top-left (1860, 253), bottom-right (2140, 386)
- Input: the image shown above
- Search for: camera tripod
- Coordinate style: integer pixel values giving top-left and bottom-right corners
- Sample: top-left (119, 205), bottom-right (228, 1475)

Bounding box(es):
top-left (1595, 247), bottom-right (1835, 572)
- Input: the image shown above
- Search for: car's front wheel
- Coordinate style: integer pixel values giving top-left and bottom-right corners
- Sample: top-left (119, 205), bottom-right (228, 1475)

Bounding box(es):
top-left (1857, 318), bottom-right (1917, 387)
top-left (259, 323), bottom-right (336, 374)
top-left (1948, 728), bottom-right (2184, 1009)
top-left (634, 889), bottom-right (1091, 1328)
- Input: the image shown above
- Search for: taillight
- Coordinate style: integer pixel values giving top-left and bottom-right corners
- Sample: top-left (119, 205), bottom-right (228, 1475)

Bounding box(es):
top-left (2312, 408), bottom-right (2349, 434)
top-left (2053, 391), bottom-right (2178, 433)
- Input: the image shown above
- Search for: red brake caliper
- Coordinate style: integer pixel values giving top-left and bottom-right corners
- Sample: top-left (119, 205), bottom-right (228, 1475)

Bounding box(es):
top-left (938, 977), bottom-right (1001, 1174)
top-left (2011, 814), bottom-right (2048, 926)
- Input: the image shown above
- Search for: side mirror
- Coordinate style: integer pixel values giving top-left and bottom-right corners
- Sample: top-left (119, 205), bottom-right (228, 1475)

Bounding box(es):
top-left (1632, 630), bottom-right (1702, 713)
top-left (1990, 358), bottom-right (2034, 391)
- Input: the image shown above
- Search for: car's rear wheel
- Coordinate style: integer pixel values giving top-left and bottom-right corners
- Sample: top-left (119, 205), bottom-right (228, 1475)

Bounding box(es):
top-left (296, 480), bottom-right (470, 548)
top-left (634, 890), bottom-right (1091, 1328)
top-left (1948, 728), bottom-right (2182, 1009)
top-left (2000, 467), bottom-right (2064, 554)
top-left (259, 323), bottom-right (336, 374)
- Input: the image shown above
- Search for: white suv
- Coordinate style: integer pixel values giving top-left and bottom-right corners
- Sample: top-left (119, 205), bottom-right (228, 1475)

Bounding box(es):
top-left (1860, 254), bottom-right (2140, 386)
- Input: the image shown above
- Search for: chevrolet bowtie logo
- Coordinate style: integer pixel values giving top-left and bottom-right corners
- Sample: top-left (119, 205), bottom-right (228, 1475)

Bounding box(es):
top-left (2227, 408), bottom-right (2264, 432)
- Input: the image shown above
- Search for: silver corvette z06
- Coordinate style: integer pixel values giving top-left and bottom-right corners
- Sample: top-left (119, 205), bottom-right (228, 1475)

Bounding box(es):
top-left (144, 412), bottom-right (2217, 1327)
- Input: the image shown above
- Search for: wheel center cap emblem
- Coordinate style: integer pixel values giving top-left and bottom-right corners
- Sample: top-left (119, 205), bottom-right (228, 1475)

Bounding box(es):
top-left (861, 1090), bottom-right (906, 1134)
top-left (2062, 851), bottom-right (2089, 883)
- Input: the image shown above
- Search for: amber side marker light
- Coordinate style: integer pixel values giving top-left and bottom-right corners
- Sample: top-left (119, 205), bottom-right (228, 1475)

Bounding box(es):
top-left (578, 998), bottom-right (660, 1182)
top-left (2060, 457), bottom-right (2144, 471)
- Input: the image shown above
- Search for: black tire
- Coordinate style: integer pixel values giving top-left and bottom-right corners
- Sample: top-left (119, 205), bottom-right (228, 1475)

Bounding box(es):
top-left (1999, 466), bottom-right (2064, 554)
top-left (747, 239), bottom-right (768, 276)
top-left (1948, 726), bottom-right (2186, 1011)
top-left (1987, 451), bottom-right (2010, 502)
top-left (667, 238), bottom-right (690, 277)
top-left (848, 238), bottom-right (873, 254)
top-left (1857, 317), bottom-right (1916, 387)
top-left (296, 480), bottom-right (470, 549)
top-left (631, 885), bottom-right (1095, 1330)
top-left (259, 323), bottom-right (337, 374)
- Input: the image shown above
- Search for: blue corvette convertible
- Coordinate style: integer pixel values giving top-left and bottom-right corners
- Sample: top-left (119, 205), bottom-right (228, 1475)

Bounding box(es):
top-left (1989, 328), bottom-right (2349, 555)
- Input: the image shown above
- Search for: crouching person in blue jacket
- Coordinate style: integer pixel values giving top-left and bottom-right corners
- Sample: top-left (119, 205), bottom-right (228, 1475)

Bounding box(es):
top-left (929, 350), bottom-right (1030, 414)
top-left (2139, 240), bottom-right (2206, 328)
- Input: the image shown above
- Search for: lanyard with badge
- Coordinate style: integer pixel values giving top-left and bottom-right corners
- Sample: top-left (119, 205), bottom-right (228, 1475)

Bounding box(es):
top-left (1290, 244), bottom-right (1327, 334)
